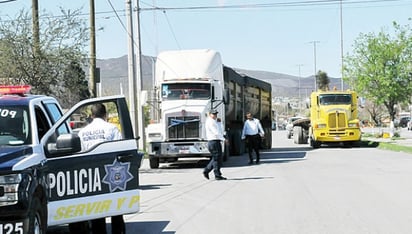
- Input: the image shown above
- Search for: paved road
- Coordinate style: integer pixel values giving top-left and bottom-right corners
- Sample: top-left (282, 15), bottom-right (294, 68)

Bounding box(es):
top-left (49, 130), bottom-right (412, 234)
top-left (123, 130), bottom-right (412, 234)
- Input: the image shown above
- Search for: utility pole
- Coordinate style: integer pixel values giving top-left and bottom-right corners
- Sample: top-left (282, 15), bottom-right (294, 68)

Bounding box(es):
top-left (310, 41), bottom-right (320, 91)
top-left (89, 0), bottom-right (96, 97)
top-left (135, 0), bottom-right (145, 151)
top-left (340, 0), bottom-right (344, 90)
top-left (126, 0), bottom-right (138, 142)
top-left (31, 0), bottom-right (40, 56)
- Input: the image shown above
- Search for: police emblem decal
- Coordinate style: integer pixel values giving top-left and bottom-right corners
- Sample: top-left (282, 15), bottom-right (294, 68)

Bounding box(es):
top-left (102, 159), bottom-right (134, 192)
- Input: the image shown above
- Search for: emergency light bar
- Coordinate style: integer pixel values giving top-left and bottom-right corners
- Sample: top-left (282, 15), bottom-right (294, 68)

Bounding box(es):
top-left (0, 85), bottom-right (31, 95)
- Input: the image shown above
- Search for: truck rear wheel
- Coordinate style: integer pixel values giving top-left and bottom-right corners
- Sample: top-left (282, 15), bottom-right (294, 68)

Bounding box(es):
top-left (149, 157), bottom-right (159, 169)
top-left (230, 130), bottom-right (243, 155)
top-left (223, 143), bottom-right (229, 161)
top-left (28, 196), bottom-right (46, 234)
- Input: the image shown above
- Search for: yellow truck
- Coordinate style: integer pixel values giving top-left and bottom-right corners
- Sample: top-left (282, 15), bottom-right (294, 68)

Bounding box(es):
top-left (292, 89), bottom-right (361, 148)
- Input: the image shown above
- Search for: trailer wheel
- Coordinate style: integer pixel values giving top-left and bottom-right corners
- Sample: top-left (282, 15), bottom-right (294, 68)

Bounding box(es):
top-left (223, 142), bottom-right (229, 161)
top-left (149, 157), bottom-right (159, 169)
top-left (231, 130), bottom-right (243, 155)
top-left (286, 130), bottom-right (291, 139)
top-left (293, 127), bottom-right (299, 144)
top-left (293, 126), bottom-right (304, 144)
top-left (28, 196), bottom-right (46, 234)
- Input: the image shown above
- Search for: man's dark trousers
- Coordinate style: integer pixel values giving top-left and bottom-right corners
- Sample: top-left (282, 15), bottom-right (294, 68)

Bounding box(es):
top-left (205, 140), bottom-right (223, 176)
top-left (246, 134), bottom-right (261, 163)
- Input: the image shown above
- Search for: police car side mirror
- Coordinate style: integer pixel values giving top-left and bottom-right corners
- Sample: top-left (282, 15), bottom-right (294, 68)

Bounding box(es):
top-left (47, 133), bottom-right (81, 157)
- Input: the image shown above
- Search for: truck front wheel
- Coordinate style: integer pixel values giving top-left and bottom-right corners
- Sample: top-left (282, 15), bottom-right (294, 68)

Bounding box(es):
top-left (310, 138), bottom-right (321, 148)
top-left (149, 157), bottom-right (160, 169)
top-left (28, 196), bottom-right (46, 234)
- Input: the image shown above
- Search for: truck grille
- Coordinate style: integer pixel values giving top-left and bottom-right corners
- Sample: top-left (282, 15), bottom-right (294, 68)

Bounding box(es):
top-left (328, 112), bottom-right (346, 129)
top-left (167, 116), bottom-right (200, 139)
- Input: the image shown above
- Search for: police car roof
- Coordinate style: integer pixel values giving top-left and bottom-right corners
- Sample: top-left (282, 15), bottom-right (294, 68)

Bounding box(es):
top-left (0, 94), bottom-right (48, 105)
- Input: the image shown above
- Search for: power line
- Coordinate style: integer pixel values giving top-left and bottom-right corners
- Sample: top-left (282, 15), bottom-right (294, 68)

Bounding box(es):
top-left (139, 0), bottom-right (410, 11)
top-left (161, 10), bottom-right (181, 50)
top-left (1, 0), bottom-right (408, 23)
top-left (105, 0), bottom-right (127, 32)
top-left (0, 0), bottom-right (17, 3)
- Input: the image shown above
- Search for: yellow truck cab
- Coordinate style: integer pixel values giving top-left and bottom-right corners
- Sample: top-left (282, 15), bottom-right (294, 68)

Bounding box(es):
top-left (309, 89), bottom-right (361, 148)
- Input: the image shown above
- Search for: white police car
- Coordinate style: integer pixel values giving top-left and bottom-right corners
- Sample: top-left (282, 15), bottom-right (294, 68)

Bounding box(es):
top-left (0, 85), bottom-right (141, 234)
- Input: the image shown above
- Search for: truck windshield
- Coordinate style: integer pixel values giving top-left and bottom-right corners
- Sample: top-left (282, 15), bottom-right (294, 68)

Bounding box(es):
top-left (162, 83), bottom-right (211, 100)
top-left (319, 94), bottom-right (352, 105)
top-left (0, 106), bottom-right (31, 145)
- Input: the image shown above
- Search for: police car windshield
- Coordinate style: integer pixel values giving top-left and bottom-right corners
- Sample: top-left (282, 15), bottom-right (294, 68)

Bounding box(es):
top-left (0, 106), bottom-right (31, 146)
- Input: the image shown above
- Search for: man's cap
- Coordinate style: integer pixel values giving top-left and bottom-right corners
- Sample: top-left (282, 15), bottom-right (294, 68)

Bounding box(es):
top-left (209, 109), bottom-right (218, 114)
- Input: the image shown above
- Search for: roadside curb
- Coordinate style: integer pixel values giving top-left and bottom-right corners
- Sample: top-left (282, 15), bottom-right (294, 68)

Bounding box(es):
top-left (361, 137), bottom-right (412, 154)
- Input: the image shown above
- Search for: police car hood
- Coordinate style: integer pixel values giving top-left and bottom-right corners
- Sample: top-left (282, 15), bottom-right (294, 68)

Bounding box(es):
top-left (0, 145), bottom-right (33, 170)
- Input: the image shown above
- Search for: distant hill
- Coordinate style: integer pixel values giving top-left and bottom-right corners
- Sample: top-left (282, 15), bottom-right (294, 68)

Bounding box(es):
top-left (96, 55), bottom-right (346, 98)
top-left (234, 68), bottom-right (347, 97)
top-left (96, 55), bottom-right (154, 96)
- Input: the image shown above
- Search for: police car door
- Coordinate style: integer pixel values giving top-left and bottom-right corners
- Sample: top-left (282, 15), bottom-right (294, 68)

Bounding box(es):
top-left (41, 96), bottom-right (141, 226)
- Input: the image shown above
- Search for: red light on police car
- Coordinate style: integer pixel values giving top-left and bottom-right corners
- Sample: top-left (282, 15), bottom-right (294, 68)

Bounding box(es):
top-left (0, 85), bottom-right (31, 95)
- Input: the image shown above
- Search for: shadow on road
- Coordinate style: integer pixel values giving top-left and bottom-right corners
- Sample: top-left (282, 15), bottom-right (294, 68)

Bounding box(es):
top-left (148, 146), bottom-right (313, 169)
top-left (227, 176), bottom-right (274, 181)
top-left (224, 146), bottom-right (309, 168)
top-left (311, 140), bottom-right (380, 149)
top-left (47, 221), bottom-right (175, 234)
top-left (139, 184), bottom-right (172, 190)
top-left (126, 221), bottom-right (174, 234)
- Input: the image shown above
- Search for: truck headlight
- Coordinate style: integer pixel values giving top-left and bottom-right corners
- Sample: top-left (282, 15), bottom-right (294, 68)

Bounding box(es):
top-left (315, 123), bottom-right (326, 129)
top-left (348, 122), bottom-right (359, 128)
top-left (0, 174), bottom-right (22, 206)
top-left (148, 132), bottom-right (161, 138)
top-left (148, 132), bottom-right (162, 141)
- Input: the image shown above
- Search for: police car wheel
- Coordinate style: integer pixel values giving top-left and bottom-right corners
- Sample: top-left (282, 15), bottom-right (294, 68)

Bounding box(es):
top-left (28, 197), bottom-right (46, 234)
top-left (149, 157), bottom-right (159, 169)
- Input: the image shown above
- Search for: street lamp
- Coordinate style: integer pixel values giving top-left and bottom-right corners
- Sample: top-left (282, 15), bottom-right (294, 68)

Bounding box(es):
top-left (297, 64), bottom-right (303, 113)
top-left (310, 41), bottom-right (320, 91)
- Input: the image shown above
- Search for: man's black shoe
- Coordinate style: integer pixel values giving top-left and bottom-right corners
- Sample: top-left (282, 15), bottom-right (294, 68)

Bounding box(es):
top-left (203, 171), bottom-right (209, 180)
top-left (256, 160), bottom-right (260, 164)
top-left (215, 176), bottom-right (227, 180)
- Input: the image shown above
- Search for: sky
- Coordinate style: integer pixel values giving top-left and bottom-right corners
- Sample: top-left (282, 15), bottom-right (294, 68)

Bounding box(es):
top-left (1, 0), bottom-right (412, 78)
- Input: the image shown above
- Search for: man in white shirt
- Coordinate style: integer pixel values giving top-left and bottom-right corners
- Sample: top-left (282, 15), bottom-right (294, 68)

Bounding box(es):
top-left (75, 103), bottom-right (125, 234)
top-left (203, 109), bottom-right (226, 180)
top-left (241, 112), bottom-right (265, 164)
top-left (78, 105), bottom-right (122, 151)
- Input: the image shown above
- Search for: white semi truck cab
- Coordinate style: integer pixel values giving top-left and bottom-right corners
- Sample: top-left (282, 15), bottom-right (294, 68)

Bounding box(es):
top-left (147, 49), bottom-right (226, 169)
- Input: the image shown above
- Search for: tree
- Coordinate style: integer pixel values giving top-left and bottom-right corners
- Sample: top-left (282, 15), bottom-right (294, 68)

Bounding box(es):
top-left (0, 8), bottom-right (89, 101)
top-left (359, 100), bottom-right (387, 127)
top-left (60, 61), bottom-right (91, 108)
top-left (343, 21), bottom-right (412, 121)
top-left (316, 70), bottom-right (330, 91)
